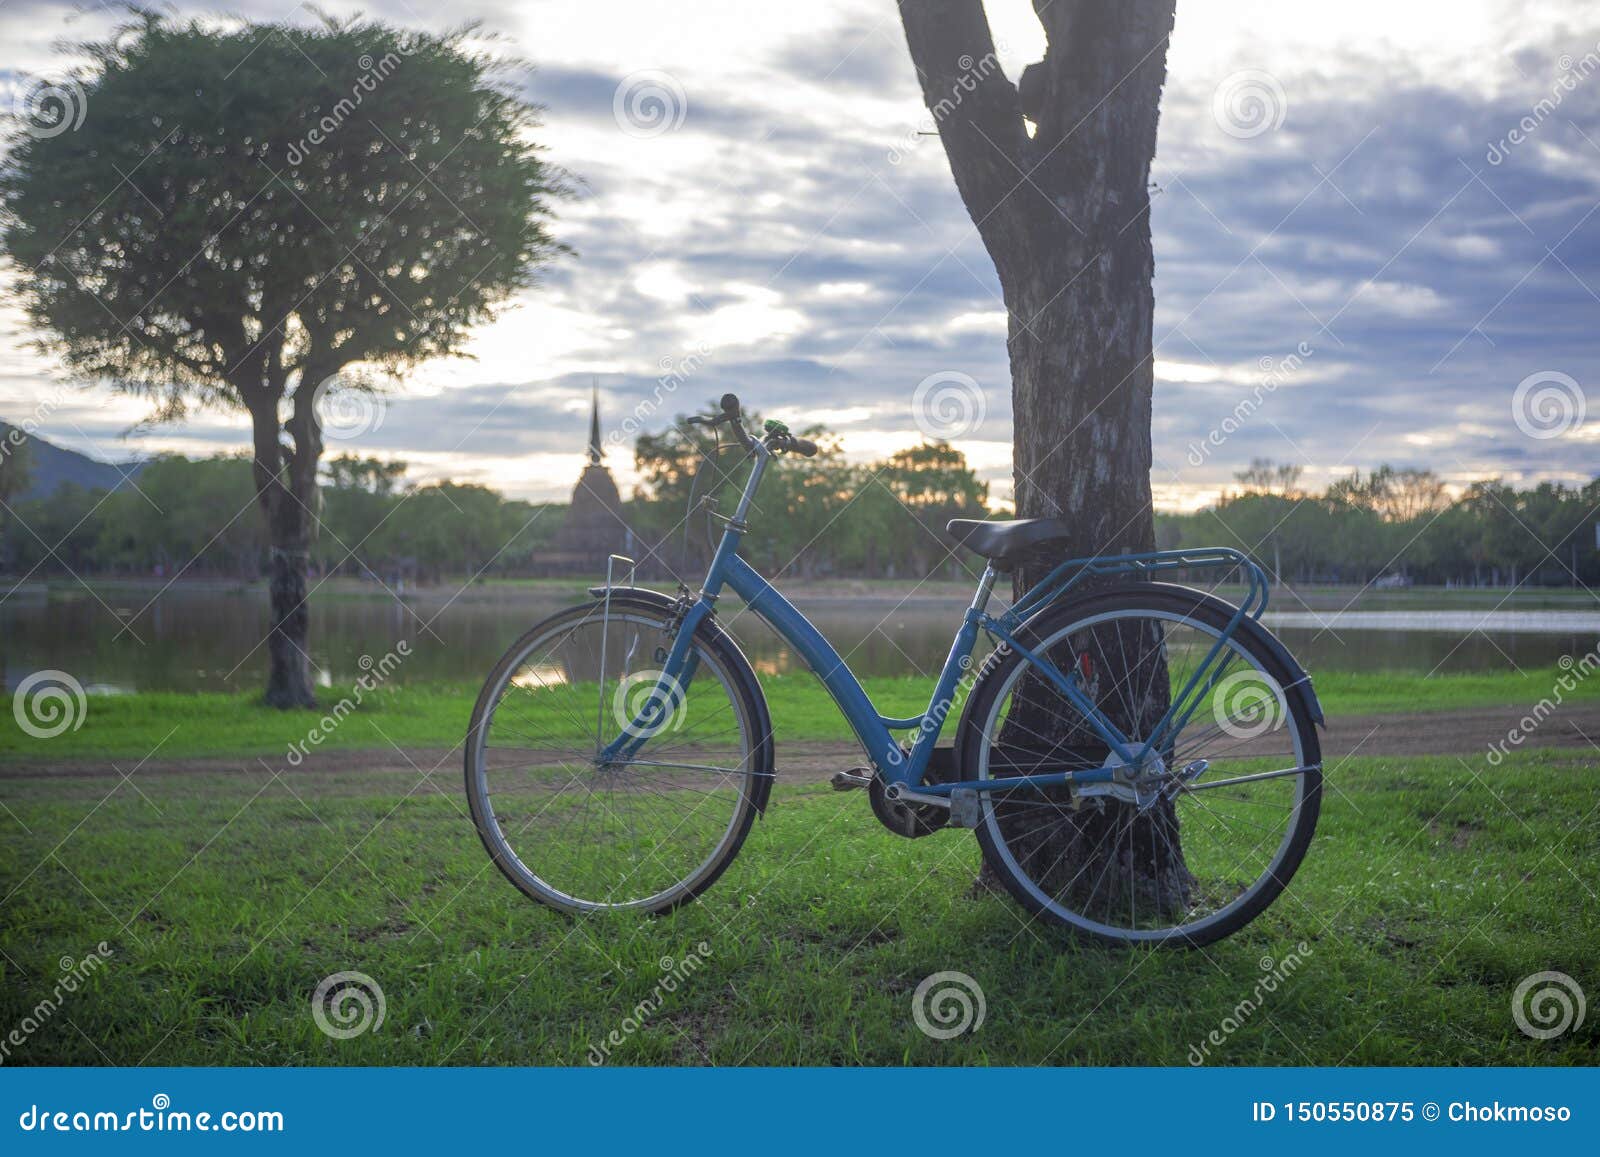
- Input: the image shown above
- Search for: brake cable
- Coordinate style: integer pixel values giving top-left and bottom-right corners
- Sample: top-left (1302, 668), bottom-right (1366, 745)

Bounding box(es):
top-left (681, 421), bottom-right (747, 559)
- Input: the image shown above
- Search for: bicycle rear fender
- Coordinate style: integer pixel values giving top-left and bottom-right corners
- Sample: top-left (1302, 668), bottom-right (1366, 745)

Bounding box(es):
top-left (1133, 583), bottom-right (1325, 726)
top-left (585, 586), bottom-right (778, 813)
top-left (954, 581), bottom-right (1324, 767)
top-left (1030, 582), bottom-right (1318, 729)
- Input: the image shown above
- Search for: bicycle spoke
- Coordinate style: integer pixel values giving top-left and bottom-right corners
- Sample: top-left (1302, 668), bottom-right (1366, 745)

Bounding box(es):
top-left (468, 606), bottom-right (764, 912)
top-left (975, 596), bottom-right (1318, 944)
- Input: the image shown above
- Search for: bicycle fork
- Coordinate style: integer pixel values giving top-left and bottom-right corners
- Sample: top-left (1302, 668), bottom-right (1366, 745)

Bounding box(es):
top-left (596, 598), bottom-right (710, 765)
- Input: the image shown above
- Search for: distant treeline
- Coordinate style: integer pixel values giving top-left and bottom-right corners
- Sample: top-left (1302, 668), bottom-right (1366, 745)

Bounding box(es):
top-left (1162, 460), bottom-right (1600, 588)
top-left (0, 433), bottom-right (992, 584)
top-left (0, 453), bottom-right (561, 583)
top-left (0, 432), bottom-right (1594, 587)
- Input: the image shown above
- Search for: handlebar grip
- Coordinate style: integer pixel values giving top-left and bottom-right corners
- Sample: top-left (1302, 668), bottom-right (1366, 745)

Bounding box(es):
top-left (791, 437), bottom-right (819, 457)
top-left (719, 392), bottom-right (741, 417)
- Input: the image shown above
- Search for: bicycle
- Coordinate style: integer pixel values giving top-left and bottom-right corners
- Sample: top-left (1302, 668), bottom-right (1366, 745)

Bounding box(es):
top-left (465, 394), bottom-right (1323, 946)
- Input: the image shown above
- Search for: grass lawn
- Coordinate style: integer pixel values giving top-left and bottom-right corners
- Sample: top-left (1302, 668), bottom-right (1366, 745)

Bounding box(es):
top-left (3, 666), bottom-right (1596, 762)
top-left (0, 749), bottom-right (1596, 1065)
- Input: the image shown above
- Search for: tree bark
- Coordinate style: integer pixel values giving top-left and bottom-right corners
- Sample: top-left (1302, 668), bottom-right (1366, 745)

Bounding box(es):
top-left (246, 372), bottom-right (323, 709)
top-left (898, 0), bottom-right (1184, 906)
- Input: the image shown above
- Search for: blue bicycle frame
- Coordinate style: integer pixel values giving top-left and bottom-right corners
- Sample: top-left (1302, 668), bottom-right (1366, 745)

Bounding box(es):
top-left (601, 439), bottom-right (1272, 798)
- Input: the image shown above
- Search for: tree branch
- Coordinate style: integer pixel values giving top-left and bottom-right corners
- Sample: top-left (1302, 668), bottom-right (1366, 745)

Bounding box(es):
top-left (897, 0), bottom-right (1037, 258)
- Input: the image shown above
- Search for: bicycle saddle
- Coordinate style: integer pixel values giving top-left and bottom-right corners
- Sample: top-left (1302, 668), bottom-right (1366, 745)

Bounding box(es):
top-left (945, 518), bottom-right (1074, 564)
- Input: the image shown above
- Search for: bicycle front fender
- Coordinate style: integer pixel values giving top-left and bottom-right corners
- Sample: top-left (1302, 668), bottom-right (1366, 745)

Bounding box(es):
top-left (585, 586), bottom-right (778, 811)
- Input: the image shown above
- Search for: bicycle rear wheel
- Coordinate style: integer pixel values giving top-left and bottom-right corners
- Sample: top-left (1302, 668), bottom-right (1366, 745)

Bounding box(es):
top-left (958, 584), bottom-right (1322, 947)
top-left (465, 598), bottom-right (772, 914)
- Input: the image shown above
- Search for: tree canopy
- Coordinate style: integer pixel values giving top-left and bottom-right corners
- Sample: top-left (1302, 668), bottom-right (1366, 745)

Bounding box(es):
top-left (1, 10), bottom-right (568, 411)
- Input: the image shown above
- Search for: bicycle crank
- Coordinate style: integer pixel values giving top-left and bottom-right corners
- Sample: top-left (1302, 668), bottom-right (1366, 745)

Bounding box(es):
top-left (870, 776), bottom-right (948, 839)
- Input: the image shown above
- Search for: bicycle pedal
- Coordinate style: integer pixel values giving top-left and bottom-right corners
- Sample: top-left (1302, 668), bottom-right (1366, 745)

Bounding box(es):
top-left (830, 768), bottom-right (873, 791)
top-left (948, 788), bottom-right (981, 829)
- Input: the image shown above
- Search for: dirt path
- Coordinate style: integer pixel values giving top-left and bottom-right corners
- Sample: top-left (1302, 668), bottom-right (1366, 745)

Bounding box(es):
top-left (6, 702), bottom-right (1596, 786)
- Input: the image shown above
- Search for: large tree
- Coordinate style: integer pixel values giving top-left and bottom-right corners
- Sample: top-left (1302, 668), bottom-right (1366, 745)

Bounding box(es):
top-left (897, 1), bottom-right (1180, 894)
top-left (1, 12), bottom-right (567, 705)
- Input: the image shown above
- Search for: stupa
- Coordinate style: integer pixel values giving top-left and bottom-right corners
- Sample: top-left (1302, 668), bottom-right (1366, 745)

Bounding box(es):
top-left (550, 383), bottom-right (629, 572)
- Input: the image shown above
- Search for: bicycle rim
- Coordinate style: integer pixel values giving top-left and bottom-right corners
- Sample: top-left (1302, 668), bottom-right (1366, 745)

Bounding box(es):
top-left (974, 600), bottom-right (1319, 945)
top-left (468, 605), bottom-right (762, 913)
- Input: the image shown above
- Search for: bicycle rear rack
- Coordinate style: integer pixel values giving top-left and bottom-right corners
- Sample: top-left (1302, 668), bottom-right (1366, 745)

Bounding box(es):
top-left (1003, 546), bottom-right (1270, 630)
top-left (987, 546), bottom-right (1273, 768)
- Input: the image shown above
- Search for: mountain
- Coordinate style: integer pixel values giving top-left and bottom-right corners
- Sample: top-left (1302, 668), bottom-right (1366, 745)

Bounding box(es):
top-left (0, 421), bottom-right (144, 500)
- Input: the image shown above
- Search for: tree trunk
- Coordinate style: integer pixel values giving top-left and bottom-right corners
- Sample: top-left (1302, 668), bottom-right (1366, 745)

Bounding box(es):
top-left (264, 520), bottom-right (316, 708)
top-left (898, 0), bottom-right (1183, 903)
top-left (248, 381), bottom-right (322, 709)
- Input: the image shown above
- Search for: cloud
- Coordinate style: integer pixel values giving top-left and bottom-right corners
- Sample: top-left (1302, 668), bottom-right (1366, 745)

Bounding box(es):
top-left (2, 0), bottom-right (1598, 509)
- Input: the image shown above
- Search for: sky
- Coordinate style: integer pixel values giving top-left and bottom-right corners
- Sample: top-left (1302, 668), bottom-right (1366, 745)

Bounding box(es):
top-left (1, 0), bottom-right (1597, 511)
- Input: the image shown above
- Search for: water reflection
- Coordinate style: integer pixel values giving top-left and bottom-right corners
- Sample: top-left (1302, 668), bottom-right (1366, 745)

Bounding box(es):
top-left (1, 586), bottom-right (1595, 694)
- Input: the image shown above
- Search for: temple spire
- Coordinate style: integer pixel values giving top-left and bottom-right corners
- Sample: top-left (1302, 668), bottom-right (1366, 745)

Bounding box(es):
top-left (586, 379), bottom-right (603, 467)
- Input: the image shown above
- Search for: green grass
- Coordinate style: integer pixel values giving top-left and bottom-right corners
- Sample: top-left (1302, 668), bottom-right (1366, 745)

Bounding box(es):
top-left (3, 666), bottom-right (1595, 762)
top-left (1302, 667), bottom-right (1600, 716)
top-left (0, 750), bottom-right (1595, 1065)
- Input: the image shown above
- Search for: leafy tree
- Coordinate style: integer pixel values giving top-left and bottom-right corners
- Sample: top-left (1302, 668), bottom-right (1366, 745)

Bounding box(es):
top-left (632, 405), bottom-right (991, 581)
top-left (386, 482), bottom-right (533, 581)
top-left (1235, 458), bottom-right (1305, 498)
top-left (7, 482), bottom-right (105, 575)
top-left (881, 441), bottom-right (990, 579)
top-left (882, 441), bottom-right (989, 510)
top-left (319, 455), bottom-right (409, 577)
top-left (0, 12), bottom-right (568, 704)
top-left (96, 455), bottom-right (261, 575)
top-left (6, 446), bottom-right (1594, 587)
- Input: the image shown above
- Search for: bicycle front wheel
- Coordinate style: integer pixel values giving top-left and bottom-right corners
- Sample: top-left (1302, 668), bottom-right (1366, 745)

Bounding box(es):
top-left (958, 584), bottom-right (1322, 947)
top-left (465, 597), bottom-right (772, 914)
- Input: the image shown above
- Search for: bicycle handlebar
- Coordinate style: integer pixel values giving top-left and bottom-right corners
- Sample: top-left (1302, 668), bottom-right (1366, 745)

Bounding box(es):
top-left (684, 393), bottom-right (818, 457)
top-left (769, 431), bottom-right (818, 457)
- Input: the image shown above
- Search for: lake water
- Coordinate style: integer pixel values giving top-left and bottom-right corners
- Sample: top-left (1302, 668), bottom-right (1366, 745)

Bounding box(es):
top-left (3, 583), bottom-right (1598, 696)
